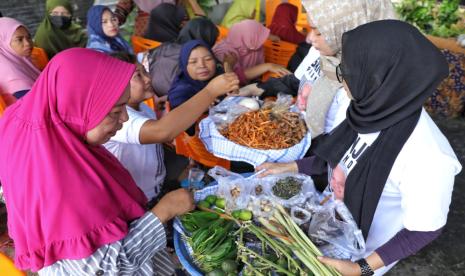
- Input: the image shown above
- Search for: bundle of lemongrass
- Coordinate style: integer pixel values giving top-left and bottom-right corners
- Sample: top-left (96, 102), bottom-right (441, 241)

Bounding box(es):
top-left (256, 205), bottom-right (341, 276)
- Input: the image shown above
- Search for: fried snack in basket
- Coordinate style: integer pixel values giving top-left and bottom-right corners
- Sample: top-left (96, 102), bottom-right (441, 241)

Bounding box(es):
top-left (220, 107), bottom-right (308, 150)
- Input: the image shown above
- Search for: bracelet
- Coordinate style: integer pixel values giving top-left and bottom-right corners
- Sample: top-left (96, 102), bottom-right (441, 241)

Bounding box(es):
top-left (356, 258), bottom-right (374, 276)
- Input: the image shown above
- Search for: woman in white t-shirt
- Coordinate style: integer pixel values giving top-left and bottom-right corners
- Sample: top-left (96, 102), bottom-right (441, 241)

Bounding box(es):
top-left (104, 52), bottom-right (239, 200)
top-left (274, 20), bottom-right (461, 275)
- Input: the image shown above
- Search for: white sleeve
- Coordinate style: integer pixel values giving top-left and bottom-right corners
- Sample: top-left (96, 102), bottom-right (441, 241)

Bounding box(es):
top-left (399, 153), bottom-right (457, 231)
top-left (110, 109), bottom-right (150, 145)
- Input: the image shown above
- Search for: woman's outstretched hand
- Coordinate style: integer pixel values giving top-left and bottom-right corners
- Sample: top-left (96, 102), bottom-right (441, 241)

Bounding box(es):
top-left (151, 188), bottom-right (195, 223)
top-left (255, 162), bottom-right (298, 177)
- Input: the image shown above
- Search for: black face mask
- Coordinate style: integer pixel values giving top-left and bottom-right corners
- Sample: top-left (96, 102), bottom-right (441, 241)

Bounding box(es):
top-left (50, 16), bottom-right (72, 29)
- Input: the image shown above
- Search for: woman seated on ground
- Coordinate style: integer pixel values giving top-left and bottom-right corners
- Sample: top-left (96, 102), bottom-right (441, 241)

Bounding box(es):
top-left (86, 5), bottom-right (133, 54)
top-left (144, 3), bottom-right (188, 42)
top-left (0, 17), bottom-right (40, 100)
top-left (143, 17), bottom-right (219, 98)
top-left (259, 20), bottom-right (462, 275)
top-left (105, 52), bottom-right (238, 200)
top-left (34, 0), bottom-right (87, 58)
top-left (269, 3), bottom-right (306, 45)
top-left (220, 0), bottom-right (255, 28)
top-left (213, 19), bottom-right (289, 85)
top-left (0, 48), bottom-right (195, 275)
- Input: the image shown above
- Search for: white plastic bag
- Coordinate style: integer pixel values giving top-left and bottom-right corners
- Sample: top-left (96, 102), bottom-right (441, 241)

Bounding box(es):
top-left (307, 200), bottom-right (366, 259)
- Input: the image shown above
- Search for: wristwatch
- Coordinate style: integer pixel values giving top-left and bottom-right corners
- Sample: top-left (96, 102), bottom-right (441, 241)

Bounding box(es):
top-left (356, 258), bottom-right (374, 276)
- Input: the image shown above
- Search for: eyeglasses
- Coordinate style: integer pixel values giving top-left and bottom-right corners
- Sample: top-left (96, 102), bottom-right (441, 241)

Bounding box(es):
top-left (336, 64), bottom-right (344, 83)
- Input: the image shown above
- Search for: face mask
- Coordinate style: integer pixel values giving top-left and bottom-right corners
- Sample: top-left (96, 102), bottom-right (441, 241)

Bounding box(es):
top-left (50, 16), bottom-right (72, 29)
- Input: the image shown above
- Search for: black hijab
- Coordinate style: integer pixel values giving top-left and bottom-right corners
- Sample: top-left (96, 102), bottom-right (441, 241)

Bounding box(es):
top-left (312, 20), bottom-right (449, 239)
top-left (176, 17), bottom-right (219, 47)
top-left (144, 3), bottom-right (187, 42)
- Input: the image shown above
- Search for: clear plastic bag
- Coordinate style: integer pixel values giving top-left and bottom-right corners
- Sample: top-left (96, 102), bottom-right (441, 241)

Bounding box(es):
top-left (291, 206), bottom-right (312, 225)
top-left (208, 96), bottom-right (251, 131)
top-left (247, 195), bottom-right (275, 219)
top-left (266, 173), bottom-right (316, 207)
top-left (208, 166), bottom-right (253, 212)
top-left (307, 200), bottom-right (366, 259)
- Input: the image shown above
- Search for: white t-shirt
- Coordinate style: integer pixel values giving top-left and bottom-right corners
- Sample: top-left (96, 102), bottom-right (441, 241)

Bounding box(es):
top-left (325, 88), bottom-right (351, 133)
top-left (104, 103), bottom-right (166, 200)
top-left (295, 47), bottom-right (350, 134)
top-left (334, 109), bottom-right (461, 275)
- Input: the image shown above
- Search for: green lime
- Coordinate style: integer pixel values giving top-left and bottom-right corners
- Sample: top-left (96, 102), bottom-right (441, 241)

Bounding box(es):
top-left (238, 210), bottom-right (253, 221)
top-left (215, 198), bottom-right (226, 209)
top-left (197, 200), bottom-right (211, 209)
top-left (231, 210), bottom-right (241, 219)
top-left (221, 260), bottom-right (238, 273)
top-left (205, 195), bottom-right (218, 205)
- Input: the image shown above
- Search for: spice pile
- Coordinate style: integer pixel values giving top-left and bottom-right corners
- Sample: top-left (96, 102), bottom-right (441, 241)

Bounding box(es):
top-left (219, 107), bottom-right (307, 150)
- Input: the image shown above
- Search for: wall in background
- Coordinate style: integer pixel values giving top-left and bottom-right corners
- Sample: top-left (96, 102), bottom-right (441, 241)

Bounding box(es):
top-left (0, 0), bottom-right (94, 34)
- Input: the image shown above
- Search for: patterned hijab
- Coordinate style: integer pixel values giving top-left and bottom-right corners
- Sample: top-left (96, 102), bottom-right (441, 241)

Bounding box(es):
top-left (0, 17), bottom-right (40, 95)
top-left (301, 0), bottom-right (398, 137)
top-left (33, 0), bottom-right (87, 58)
top-left (302, 0), bottom-right (397, 54)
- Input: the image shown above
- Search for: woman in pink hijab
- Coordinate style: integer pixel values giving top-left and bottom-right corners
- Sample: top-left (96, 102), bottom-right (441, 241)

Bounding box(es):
top-left (0, 17), bottom-right (40, 101)
top-left (213, 19), bottom-right (290, 84)
top-left (0, 48), bottom-right (194, 274)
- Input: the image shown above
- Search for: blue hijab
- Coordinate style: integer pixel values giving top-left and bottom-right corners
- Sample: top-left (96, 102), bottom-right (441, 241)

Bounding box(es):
top-left (168, 40), bottom-right (222, 109)
top-left (86, 5), bottom-right (133, 54)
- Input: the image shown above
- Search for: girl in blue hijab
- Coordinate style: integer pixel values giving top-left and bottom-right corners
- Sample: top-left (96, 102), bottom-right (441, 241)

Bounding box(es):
top-left (168, 40), bottom-right (223, 109)
top-left (86, 5), bottom-right (133, 54)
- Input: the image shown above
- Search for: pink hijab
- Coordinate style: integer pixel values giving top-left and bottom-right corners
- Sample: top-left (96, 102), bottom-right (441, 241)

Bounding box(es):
top-left (0, 17), bottom-right (40, 95)
top-left (0, 48), bottom-right (147, 271)
top-left (134, 0), bottom-right (176, 13)
top-left (213, 19), bottom-right (269, 71)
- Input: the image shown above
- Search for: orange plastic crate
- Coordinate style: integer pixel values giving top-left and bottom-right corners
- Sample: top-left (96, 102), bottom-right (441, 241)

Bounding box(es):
top-left (266, 0), bottom-right (306, 26)
top-left (131, 36), bottom-right (162, 54)
top-left (0, 253), bottom-right (26, 276)
top-left (216, 25), bottom-right (229, 42)
top-left (263, 39), bottom-right (298, 68)
top-left (30, 47), bottom-right (49, 71)
top-left (0, 94), bottom-right (7, 117)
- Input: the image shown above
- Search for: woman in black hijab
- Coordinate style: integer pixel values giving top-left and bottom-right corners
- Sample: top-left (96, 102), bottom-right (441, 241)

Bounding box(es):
top-left (176, 16), bottom-right (219, 47)
top-left (144, 3), bottom-right (187, 42)
top-left (263, 20), bottom-right (462, 275)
